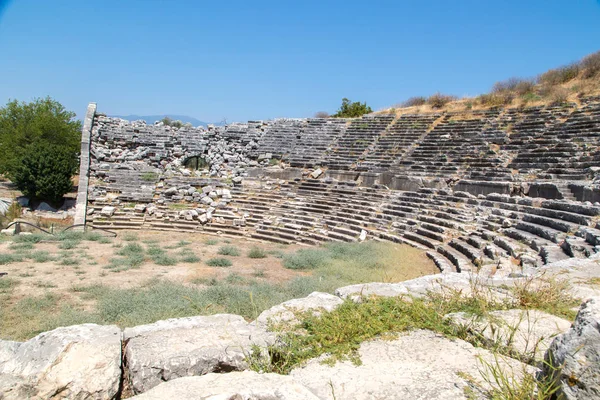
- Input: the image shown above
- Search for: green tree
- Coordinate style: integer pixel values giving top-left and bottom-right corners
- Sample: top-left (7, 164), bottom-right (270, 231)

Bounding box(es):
top-left (331, 98), bottom-right (373, 118)
top-left (12, 143), bottom-right (79, 205)
top-left (0, 97), bottom-right (81, 178)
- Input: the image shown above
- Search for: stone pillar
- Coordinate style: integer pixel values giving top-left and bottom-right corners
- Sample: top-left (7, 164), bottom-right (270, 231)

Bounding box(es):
top-left (74, 103), bottom-right (97, 226)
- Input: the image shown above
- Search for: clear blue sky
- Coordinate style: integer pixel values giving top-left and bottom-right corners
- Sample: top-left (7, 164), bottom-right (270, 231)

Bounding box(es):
top-left (1, 0), bottom-right (599, 122)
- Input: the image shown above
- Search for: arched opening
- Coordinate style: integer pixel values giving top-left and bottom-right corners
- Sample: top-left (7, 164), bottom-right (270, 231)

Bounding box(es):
top-left (183, 156), bottom-right (208, 170)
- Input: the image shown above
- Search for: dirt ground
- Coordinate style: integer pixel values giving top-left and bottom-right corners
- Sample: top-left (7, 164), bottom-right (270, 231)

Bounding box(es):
top-left (0, 230), bottom-right (437, 305)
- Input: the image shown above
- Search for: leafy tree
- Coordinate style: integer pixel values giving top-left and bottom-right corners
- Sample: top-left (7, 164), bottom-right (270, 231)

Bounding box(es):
top-left (12, 143), bottom-right (78, 205)
top-left (160, 117), bottom-right (184, 128)
top-left (0, 97), bottom-right (81, 178)
top-left (331, 98), bottom-right (373, 118)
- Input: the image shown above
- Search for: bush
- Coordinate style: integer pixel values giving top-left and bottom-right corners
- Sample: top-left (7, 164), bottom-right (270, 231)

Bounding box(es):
top-left (0, 97), bottom-right (81, 179)
top-left (427, 93), bottom-right (457, 109)
top-left (206, 257), bottom-right (233, 267)
top-left (248, 246), bottom-right (267, 259)
top-left (314, 111), bottom-right (329, 118)
top-left (331, 98), bottom-right (373, 118)
top-left (539, 64), bottom-right (580, 85)
top-left (11, 143), bottom-right (78, 204)
top-left (402, 97), bottom-right (427, 107)
top-left (581, 50), bottom-right (600, 78)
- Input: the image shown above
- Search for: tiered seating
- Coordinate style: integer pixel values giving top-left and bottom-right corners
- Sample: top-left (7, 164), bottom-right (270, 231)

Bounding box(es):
top-left (324, 114), bottom-right (395, 170)
top-left (362, 114), bottom-right (441, 171)
top-left (249, 119), bottom-right (306, 159)
top-left (399, 110), bottom-right (505, 178)
top-left (287, 119), bottom-right (348, 167)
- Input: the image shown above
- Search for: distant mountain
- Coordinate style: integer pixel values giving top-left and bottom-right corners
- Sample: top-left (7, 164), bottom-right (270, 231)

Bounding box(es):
top-left (110, 114), bottom-right (226, 127)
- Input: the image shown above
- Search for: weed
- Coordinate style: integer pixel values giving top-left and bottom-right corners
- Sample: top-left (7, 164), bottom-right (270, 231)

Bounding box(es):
top-left (151, 253), bottom-right (179, 266)
top-left (204, 238), bottom-right (219, 245)
top-left (58, 240), bottom-right (80, 250)
top-left (30, 251), bottom-right (54, 263)
top-left (218, 245), bottom-right (241, 256)
top-left (206, 257), bottom-right (233, 267)
top-left (180, 253), bottom-right (201, 263)
top-left (122, 232), bottom-right (139, 242)
top-left (248, 246), bottom-right (267, 259)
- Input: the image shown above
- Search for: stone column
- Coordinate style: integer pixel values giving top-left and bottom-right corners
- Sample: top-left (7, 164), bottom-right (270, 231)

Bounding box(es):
top-left (74, 102), bottom-right (97, 226)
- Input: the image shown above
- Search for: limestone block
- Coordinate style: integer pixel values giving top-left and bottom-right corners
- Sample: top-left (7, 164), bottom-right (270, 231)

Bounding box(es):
top-left (545, 297), bottom-right (600, 399)
top-left (0, 324), bottom-right (122, 400)
top-left (254, 292), bottom-right (343, 329)
top-left (123, 314), bottom-right (274, 394)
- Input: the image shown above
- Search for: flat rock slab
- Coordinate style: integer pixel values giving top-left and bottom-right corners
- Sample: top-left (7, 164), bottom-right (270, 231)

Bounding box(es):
top-left (291, 329), bottom-right (536, 400)
top-left (129, 371), bottom-right (320, 400)
top-left (253, 292), bottom-right (343, 329)
top-left (123, 314), bottom-right (274, 394)
top-left (447, 309), bottom-right (571, 360)
top-left (0, 324), bottom-right (122, 400)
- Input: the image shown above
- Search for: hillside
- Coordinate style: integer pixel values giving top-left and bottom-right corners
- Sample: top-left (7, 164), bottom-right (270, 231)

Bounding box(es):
top-left (380, 50), bottom-right (600, 116)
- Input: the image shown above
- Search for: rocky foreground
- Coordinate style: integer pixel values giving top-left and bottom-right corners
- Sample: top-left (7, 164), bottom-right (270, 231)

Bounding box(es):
top-left (1, 257), bottom-right (599, 400)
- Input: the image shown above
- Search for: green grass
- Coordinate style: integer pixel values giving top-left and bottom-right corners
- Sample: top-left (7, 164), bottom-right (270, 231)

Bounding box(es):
top-left (248, 246), bottom-right (267, 259)
top-left (217, 245), bottom-right (240, 256)
top-left (204, 238), bottom-right (219, 245)
top-left (206, 257), bottom-right (233, 267)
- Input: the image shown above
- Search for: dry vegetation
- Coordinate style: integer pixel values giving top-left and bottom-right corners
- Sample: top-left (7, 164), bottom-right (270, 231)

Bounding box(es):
top-left (0, 230), bottom-right (436, 340)
top-left (384, 50), bottom-right (600, 115)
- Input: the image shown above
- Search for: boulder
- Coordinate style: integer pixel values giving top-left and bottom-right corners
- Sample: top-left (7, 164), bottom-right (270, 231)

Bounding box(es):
top-left (129, 371), bottom-right (319, 400)
top-left (0, 324), bottom-right (122, 400)
top-left (291, 329), bottom-right (536, 400)
top-left (545, 297), bottom-right (600, 399)
top-left (254, 292), bottom-right (343, 329)
top-left (123, 314), bottom-right (274, 394)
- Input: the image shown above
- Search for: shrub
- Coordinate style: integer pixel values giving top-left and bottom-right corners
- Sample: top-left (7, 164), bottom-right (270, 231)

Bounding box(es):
top-left (314, 111), bottom-right (329, 118)
top-left (12, 143), bottom-right (78, 205)
top-left (539, 64), bottom-right (580, 85)
top-left (402, 96), bottom-right (427, 107)
top-left (248, 246), bottom-right (267, 259)
top-left (206, 257), bottom-right (233, 267)
top-left (204, 238), bottom-right (219, 245)
top-left (218, 245), bottom-right (241, 256)
top-left (427, 93), bottom-right (457, 109)
top-left (331, 98), bottom-right (373, 118)
top-left (581, 50), bottom-right (600, 78)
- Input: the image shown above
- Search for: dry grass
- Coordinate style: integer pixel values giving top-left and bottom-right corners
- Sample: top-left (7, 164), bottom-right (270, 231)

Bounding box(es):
top-left (0, 232), bottom-right (436, 340)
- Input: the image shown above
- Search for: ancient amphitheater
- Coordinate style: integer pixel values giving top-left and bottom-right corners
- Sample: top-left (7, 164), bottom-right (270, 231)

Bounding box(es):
top-left (3, 98), bottom-right (600, 400)
top-left (80, 98), bottom-right (600, 273)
